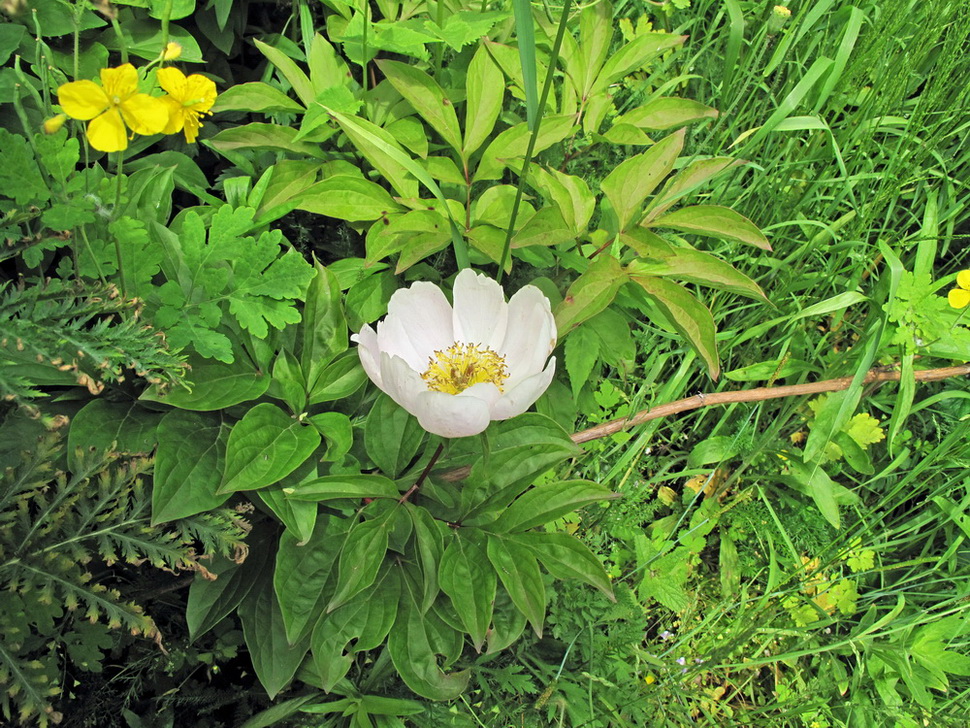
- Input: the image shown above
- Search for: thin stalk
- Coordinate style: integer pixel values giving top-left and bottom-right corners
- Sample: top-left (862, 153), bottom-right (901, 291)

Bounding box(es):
top-left (110, 17), bottom-right (129, 64)
top-left (113, 149), bottom-right (128, 296)
top-left (496, 0), bottom-right (573, 283)
top-left (159, 0), bottom-right (174, 49)
top-left (399, 442), bottom-right (445, 503)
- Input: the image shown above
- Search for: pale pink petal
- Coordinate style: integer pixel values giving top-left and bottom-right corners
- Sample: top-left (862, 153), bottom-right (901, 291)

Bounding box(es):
top-left (412, 390), bottom-right (492, 438)
top-left (490, 358), bottom-right (556, 420)
top-left (452, 269), bottom-right (508, 350)
top-left (385, 280), bottom-right (455, 361)
top-left (500, 284), bottom-right (556, 384)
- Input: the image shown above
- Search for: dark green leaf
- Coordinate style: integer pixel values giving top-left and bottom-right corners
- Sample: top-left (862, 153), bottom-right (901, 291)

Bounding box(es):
top-left (439, 529), bottom-right (495, 651)
top-left (364, 394), bottom-right (426, 478)
top-left (486, 535), bottom-right (545, 637)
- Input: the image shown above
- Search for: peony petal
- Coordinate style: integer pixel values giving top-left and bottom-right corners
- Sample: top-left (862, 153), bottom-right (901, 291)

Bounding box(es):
top-left (385, 280), bottom-right (455, 362)
top-left (100, 64), bottom-right (139, 99)
top-left (949, 288), bottom-right (970, 309)
top-left (352, 325), bottom-right (384, 389)
top-left (120, 93), bottom-right (170, 135)
top-left (957, 270), bottom-right (970, 291)
top-left (58, 80), bottom-right (109, 121)
top-left (452, 269), bottom-right (508, 350)
top-left (499, 284), bottom-right (556, 384)
top-left (379, 351), bottom-right (427, 412)
top-left (86, 109), bottom-right (128, 152)
top-left (156, 66), bottom-right (188, 99)
top-left (412, 389), bottom-right (492, 438)
top-left (376, 314), bottom-right (428, 372)
top-left (490, 357), bottom-right (556, 420)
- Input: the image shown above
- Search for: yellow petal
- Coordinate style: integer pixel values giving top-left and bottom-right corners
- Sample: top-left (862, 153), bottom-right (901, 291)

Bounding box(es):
top-left (159, 96), bottom-right (184, 135)
top-left (957, 270), bottom-right (970, 291)
top-left (100, 64), bottom-right (139, 100)
top-left (120, 93), bottom-right (170, 135)
top-left (86, 109), bottom-right (128, 152)
top-left (182, 111), bottom-right (203, 143)
top-left (948, 288), bottom-right (970, 309)
top-left (185, 74), bottom-right (218, 112)
top-left (156, 67), bottom-right (188, 100)
top-left (163, 42), bottom-right (183, 61)
top-left (58, 80), bottom-right (109, 120)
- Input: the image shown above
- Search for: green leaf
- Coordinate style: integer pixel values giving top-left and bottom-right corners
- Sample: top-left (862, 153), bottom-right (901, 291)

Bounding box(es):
top-left (387, 569), bottom-right (470, 700)
top-left (306, 349), bottom-right (368, 404)
top-left (377, 60), bottom-right (462, 154)
top-left (630, 274), bottom-right (720, 379)
top-left (628, 249), bottom-right (767, 301)
top-left (615, 96), bottom-right (718, 131)
top-left (209, 123), bottom-right (327, 158)
top-left (529, 166), bottom-right (595, 233)
top-left (275, 515), bottom-right (348, 644)
top-left (600, 129), bottom-right (684, 231)
top-left (781, 459), bottom-right (848, 529)
top-left (186, 529), bottom-right (274, 640)
top-left (644, 157), bottom-right (741, 221)
top-left (140, 354), bottom-right (270, 410)
top-left (66, 400), bottom-right (162, 473)
top-left (220, 403), bottom-right (322, 494)
top-left (511, 531), bottom-right (614, 599)
top-left (212, 81), bottom-right (306, 114)
top-left (364, 394), bottom-right (426, 478)
top-left (490, 480), bottom-right (617, 533)
top-left (311, 566), bottom-right (400, 691)
top-left (439, 529), bottom-right (495, 651)
top-left (239, 571), bottom-right (311, 699)
top-left (407, 503), bottom-right (445, 612)
top-left (327, 110), bottom-right (419, 199)
top-left (463, 43), bottom-right (505, 158)
top-left (591, 32), bottom-right (686, 95)
top-left (0, 130), bottom-right (50, 205)
top-left (486, 535), bottom-right (545, 637)
top-left (294, 175), bottom-right (404, 222)
top-left (424, 11), bottom-right (505, 51)
top-left (554, 254), bottom-right (628, 334)
top-left (153, 411), bottom-right (231, 524)
top-left (328, 510), bottom-right (394, 611)
top-left (254, 38), bottom-right (315, 106)
top-left (564, 324), bottom-right (600, 399)
top-left (648, 205), bottom-right (770, 250)
top-left (285, 474), bottom-right (401, 502)
top-left (300, 259), bottom-right (348, 386)
top-left (474, 116), bottom-right (576, 182)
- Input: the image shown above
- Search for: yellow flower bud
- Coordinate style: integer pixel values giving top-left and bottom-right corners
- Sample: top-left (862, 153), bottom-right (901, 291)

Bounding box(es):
top-left (162, 42), bottom-right (182, 61)
top-left (768, 5), bottom-right (792, 33)
top-left (42, 114), bottom-right (67, 134)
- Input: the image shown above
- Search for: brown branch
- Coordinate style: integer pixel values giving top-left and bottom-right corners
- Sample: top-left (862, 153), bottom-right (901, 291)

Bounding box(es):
top-left (571, 364), bottom-right (970, 444)
top-left (436, 364), bottom-right (970, 482)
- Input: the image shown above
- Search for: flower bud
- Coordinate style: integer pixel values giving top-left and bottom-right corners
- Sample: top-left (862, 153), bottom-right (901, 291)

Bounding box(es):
top-left (42, 114), bottom-right (67, 134)
top-left (162, 42), bottom-right (182, 61)
top-left (768, 5), bottom-right (792, 34)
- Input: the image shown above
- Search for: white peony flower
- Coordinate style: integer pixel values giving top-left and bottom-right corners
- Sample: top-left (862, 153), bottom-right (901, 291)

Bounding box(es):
top-left (352, 269), bottom-right (557, 438)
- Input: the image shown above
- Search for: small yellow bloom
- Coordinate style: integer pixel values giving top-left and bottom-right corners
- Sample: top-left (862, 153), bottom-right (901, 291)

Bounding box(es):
top-left (57, 64), bottom-right (169, 152)
top-left (644, 674), bottom-right (657, 685)
top-left (162, 42), bottom-right (182, 61)
top-left (157, 67), bottom-right (217, 143)
top-left (948, 270), bottom-right (970, 309)
top-left (42, 114), bottom-right (67, 134)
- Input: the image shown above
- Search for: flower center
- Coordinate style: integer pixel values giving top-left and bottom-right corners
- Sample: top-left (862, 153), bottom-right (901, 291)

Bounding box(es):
top-left (421, 342), bottom-right (508, 395)
top-left (111, 95), bottom-right (122, 106)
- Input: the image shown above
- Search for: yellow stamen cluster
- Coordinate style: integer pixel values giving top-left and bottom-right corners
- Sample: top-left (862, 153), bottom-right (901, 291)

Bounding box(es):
top-left (421, 342), bottom-right (508, 395)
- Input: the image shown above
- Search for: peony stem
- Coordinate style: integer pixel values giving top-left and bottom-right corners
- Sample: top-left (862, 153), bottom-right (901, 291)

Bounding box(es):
top-left (400, 442), bottom-right (445, 503)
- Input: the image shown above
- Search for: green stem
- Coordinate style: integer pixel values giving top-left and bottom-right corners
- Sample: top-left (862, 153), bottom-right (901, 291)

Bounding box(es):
top-left (159, 0), bottom-right (174, 49)
top-left (496, 0), bottom-right (573, 283)
top-left (113, 149), bottom-right (128, 296)
top-left (110, 17), bottom-right (129, 64)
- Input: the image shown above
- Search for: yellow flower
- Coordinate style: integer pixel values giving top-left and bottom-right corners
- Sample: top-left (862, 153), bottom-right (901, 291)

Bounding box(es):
top-left (157, 67), bottom-right (217, 143)
top-left (57, 64), bottom-right (169, 153)
top-left (948, 270), bottom-right (970, 309)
